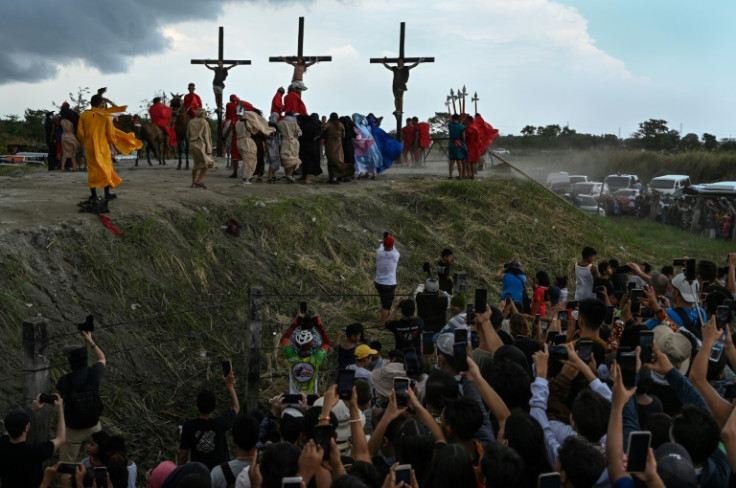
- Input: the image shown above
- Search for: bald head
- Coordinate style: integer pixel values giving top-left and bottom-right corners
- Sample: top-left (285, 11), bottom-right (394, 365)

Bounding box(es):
top-left (650, 272), bottom-right (669, 296)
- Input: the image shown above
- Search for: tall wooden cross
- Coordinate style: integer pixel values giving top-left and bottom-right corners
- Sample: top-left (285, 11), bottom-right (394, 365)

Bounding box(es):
top-left (269, 17), bottom-right (332, 90)
top-left (471, 92), bottom-right (479, 114)
top-left (191, 27), bottom-right (251, 156)
top-left (370, 22), bottom-right (435, 142)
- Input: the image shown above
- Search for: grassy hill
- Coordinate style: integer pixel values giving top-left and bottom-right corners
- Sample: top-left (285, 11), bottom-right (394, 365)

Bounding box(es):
top-left (0, 173), bottom-right (731, 469)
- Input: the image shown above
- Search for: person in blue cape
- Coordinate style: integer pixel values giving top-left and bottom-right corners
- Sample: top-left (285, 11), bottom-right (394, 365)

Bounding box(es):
top-left (366, 113), bottom-right (403, 174)
top-left (352, 113), bottom-right (382, 179)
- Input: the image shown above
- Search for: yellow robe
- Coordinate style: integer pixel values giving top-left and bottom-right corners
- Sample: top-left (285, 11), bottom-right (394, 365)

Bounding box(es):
top-left (77, 107), bottom-right (141, 189)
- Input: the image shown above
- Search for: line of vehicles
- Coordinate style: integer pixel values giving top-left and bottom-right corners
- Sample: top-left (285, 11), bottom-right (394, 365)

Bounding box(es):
top-left (546, 172), bottom-right (699, 216)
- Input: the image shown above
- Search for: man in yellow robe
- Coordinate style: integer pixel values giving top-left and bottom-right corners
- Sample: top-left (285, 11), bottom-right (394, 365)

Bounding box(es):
top-left (77, 93), bottom-right (141, 201)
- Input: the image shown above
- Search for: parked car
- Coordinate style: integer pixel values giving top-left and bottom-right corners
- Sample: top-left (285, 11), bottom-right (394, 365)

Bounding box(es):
top-left (572, 181), bottom-right (608, 198)
top-left (546, 171), bottom-right (570, 193)
top-left (685, 181), bottom-right (736, 196)
top-left (494, 148), bottom-right (510, 155)
top-left (569, 175), bottom-right (589, 185)
top-left (647, 175), bottom-right (691, 196)
top-left (574, 195), bottom-right (606, 216)
top-left (604, 174), bottom-right (640, 193)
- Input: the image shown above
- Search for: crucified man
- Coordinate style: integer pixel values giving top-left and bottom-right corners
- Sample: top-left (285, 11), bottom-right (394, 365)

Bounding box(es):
top-left (205, 60), bottom-right (237, 109)
top-left (285, 56), bottom-right (318, 91)
top-left (382, 57), bottom-right (421, 116)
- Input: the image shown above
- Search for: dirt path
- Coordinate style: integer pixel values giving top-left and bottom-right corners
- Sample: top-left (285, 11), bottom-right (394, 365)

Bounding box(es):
top-left (0, 156), bottom-right (520, 231)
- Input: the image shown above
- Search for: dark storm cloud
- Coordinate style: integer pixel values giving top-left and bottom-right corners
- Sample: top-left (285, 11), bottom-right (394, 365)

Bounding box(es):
top-left (0, 0), bottom-right (302, 84)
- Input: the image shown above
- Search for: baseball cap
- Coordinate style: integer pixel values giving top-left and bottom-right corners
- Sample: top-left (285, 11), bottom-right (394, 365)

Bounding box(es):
top-left (355, 344), bottom-right (378, 360)
top-left (655, 443), bottom-right (698, 488)
top-left (436, 333), bottom-right (455, 356)
top-left (425, 278), bottom-right (439, 293)
top-left (371, 361), bottom-right (406, 400)
top-left (671, 273), bottom-right (698, 303)
top-left (653, 325), bottom-right (691, 374)
top-left (383, 235), bottom-right (395, 248)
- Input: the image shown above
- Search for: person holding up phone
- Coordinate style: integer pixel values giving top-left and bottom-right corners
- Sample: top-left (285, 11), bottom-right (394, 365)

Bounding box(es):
top-left (0, 394), bottom-right (66, 488)
top-left (283, 330), bottom-right (330, 396)
top-left (178, 369), bottom-right (240, 470)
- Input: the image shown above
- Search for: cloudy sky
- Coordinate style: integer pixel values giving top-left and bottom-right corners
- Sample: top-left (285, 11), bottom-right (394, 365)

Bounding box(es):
top-left (1, 0), bottom-right (733, 138)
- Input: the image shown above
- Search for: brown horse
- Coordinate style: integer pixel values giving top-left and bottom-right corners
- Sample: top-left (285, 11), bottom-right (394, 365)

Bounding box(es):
top-left (112, 115), bottom-right (141, 166)
top-left (169, 93), bottom-right (190, 170)
top-left (139, 120), bottom-right (168, 166)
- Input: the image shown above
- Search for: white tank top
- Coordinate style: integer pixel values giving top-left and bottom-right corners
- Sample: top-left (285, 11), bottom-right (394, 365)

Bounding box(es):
top-left (575, 263), bottom-right (595, 300)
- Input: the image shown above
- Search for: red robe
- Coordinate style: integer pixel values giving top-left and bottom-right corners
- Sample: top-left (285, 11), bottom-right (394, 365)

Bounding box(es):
top-left (270, 92), bottom-right (285, 115)
top-left (473, 115), bottom-right (499, 153)
top-left (284, 92), bottom-right (307, 115)
top-left (183, 93), bottom-right (202, 117)
top-left (149, 102), bottom-right (176, 147)
top-left (416, 122), bottom-right (431, 149)
top-left (465, 123), bottom-right (481, 163)
top-left (401, 125), bottom-right (415, 152)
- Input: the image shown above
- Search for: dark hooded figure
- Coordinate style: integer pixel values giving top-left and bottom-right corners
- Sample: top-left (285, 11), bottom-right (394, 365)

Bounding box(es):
top-left (339, 116), bottom-right (357, 180)
top-left (298, 113), bottom-right (323, 183)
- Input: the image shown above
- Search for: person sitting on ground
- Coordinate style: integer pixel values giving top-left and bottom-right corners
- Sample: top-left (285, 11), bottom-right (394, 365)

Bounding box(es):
top-left (178, 369), bottom-right (239, 470)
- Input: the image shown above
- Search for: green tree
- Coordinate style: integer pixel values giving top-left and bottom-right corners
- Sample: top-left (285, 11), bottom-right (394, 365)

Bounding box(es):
top-left (678, 133), bottom-right (701, 152)
top-left (702, 133), bottom-right (718, 151)
top-left (520, 125), bottom-right (536, 136)
top-left (632, 118), bottom-right (680, 151)
top-left (428, 112), bottom-right (450, 137)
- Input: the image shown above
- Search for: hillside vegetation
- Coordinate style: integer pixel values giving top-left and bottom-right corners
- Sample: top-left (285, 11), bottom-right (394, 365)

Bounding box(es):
top-left (0, 175), bottom-right (731, 469)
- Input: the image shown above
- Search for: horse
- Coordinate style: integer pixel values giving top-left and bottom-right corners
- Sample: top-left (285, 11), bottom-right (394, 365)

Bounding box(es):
top-left (169, 93), bottom-right (190, 170)
top-left (139, 119), bottom-right (168, 166)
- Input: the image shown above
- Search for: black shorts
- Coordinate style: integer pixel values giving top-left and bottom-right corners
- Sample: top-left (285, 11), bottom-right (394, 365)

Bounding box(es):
top-left (374, 282), bottom-right (396, 310)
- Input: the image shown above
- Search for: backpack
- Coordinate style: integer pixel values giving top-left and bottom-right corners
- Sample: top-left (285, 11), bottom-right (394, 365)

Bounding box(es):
top-left (512, 273), bottom-right (532, 314)
top-left (220, 462), bottom-right (236, 488)
top-left (67, 370), bottom-right (104, 427)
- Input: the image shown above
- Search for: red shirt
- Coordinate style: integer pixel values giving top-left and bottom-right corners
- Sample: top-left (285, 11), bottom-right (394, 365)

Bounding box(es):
top-left (401, 125), bottom-right (415, 145)
top-left (148, 102), bottom-right (172, 128)
top-left (183, 93), bottom-right (202, 111)
top-left (284, 92), bottom-right (307, 115)
top-left (271, 92), bottom-right (285, 115)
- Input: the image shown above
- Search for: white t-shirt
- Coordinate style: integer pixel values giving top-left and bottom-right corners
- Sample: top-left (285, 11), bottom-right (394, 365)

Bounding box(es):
top-left (375, 246), bottom-right (400, 285)
top-left (211, 459), bottom-right (251, 488)
top-left (575, 263), bottom-right (595, 300)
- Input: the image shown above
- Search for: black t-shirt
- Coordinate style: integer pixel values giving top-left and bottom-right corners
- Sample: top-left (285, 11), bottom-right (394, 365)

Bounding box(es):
top-left (385, 317), bottom-right (424, 352)
top-left (56, 362), bottom-right (105, 429)
top-left (180, 409), bottom-right (237, 470)
top-left (436, 260), bottom-right (453, 293)
top-left (0, 436), bottom-right (54, 488)
top-left (213, 68), bottom-right (228, 87)
top-left (415, 293), bottom-right (448, 332)
top-left (391, 66), bottom-right (410, 91)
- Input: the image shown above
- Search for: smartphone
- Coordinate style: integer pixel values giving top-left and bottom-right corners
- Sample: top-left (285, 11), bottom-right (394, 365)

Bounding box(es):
top-left (546, 331), bottom-right (559, 344)
top-left (672, 258), bottom-right (685, 267)
top-left (716, 305), bottom-right (730, 330)
top-left (300, 301), bottom-right (308, 314)
top-left (548, 345), bottom-right (568, 378)
top-left (306, 394), bottom-right (319, 406)
top-left (553, 333), bottom-right (567, 345)
top-left (453, 341), bottom-right (469, 372)
top-left (77, 315), bottom-right (95, 332)
top-left (557, 310), bottom-right (568, 331)
top-left (313, 424), bottom-right (334, 460)
top-left (626, 431), bottom-right (652, 473)
top-left (39, 393), bottom-right (57, 404)
top-left (282, 394), bottom-right (302, 404)
top-left (627, 281), bottom-right (637, 291)
top-left (221, 360), bottom-right (232, 377)
top-left (422, 332), bottom-right (435, 356)
top-left (538, 472), bottom-right (562, 488)
top-left (639, 330), bottom-right (654, 364)
top-left (282, 477), bottom-right (303, 488)
top-left (686, 259), bottom-right (696, 282)
top-left (629, 289), bottom-right (642, 314)
top-left (454, 328), bottom-right (468, 345)
top-left (395, 464), bottom-right (412, 485)
top-left (394, 377), bottom-right (410, 408)
top-left (474, 288), bottom-right (487, 315)
top-left (403, 347), bottom-right (421, 376)
top-left (57, 463), bottom-right (77, 474)
top-left (618, 351), bottom-right (637, 388)
top-left (533, 314), bottom-right (541, 328)
top-left (337, 369), bottom-right (356, 401)
top-left (94, 467), bottom-right (108, 488)
top-left (465, 304), bottom-right (475, 325)
top-left (577, 339), bottom-right (593, 364)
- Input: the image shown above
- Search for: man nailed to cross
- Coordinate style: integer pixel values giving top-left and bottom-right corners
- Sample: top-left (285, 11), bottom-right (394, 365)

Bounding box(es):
top-left (205, 61), bottom-right (237, 110)
top-left (269, 17), bottom-right (331, 92)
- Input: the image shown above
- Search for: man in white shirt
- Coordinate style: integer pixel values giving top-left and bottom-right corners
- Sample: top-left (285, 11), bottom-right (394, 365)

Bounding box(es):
top-left (375, 234), bottom-right (400, 324)
top-left (575, 246), bottom-right (599, 300)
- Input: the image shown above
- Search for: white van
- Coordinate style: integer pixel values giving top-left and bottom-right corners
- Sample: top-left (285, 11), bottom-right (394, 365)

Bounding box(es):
top-left (647, 175), bottom-right (691, 196)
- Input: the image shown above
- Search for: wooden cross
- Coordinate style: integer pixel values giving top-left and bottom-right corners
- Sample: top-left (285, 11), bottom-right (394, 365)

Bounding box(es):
top-left (269, 16), bottom-right (332, 89)
top-left (370, 22), bottom-right (435, 143)
top-left (471, 92), bottom-right (479, 114)
top-left (190, 26), bottom-right (251, 156)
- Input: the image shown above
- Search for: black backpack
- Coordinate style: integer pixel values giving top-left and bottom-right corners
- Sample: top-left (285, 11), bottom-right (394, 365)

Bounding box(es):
top-left (220, 462), bottom-right (236, 488)
top-left (67, 370), bottom-right (104, 427)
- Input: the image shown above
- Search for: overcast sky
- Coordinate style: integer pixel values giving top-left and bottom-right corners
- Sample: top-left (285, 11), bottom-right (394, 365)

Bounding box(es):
top-left (1, 0), bottom-right (734, 138)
